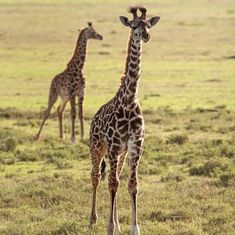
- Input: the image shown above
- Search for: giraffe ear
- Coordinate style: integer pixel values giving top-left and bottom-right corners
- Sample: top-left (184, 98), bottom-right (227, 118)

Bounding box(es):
top-left (147, 16), bottom-right (160, 28)
top-left (119, 16), bottom-right (130, 27)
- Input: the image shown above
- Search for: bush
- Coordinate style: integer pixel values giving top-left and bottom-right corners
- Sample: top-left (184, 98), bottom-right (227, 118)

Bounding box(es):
top-left (1, 137), bottom-right (18, 152)
top-left (149, 209), bottom-right (192, 222)
top-left (161, 173), bottom-right (185, 182)
top-left (46, 157), bottom-right (73, 170)
top-left (220, 145), bottom-right (234, 158)
top-left (55, 159), bottom-right (73, 170)
top-left (1, 157), bottom-right (15, 165)
top-left (189, 160), bottom-right (228, 177)
top-left (0, 152), bottom-right (16, 165)
top-left (166, 133), bottom-right (188, 145)
top-left (15, 149), bottom-right (39, 162)
top-left (219, 173), bottom-right (235, 187)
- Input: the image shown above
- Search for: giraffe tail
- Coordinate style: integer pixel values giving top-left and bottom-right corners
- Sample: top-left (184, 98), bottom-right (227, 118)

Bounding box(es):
top-left (100, 159), bottom-right (106, 181)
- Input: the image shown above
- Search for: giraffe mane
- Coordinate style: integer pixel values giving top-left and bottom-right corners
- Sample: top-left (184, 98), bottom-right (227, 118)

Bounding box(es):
top-left (120, 6), bottom-right (147, 86)
top-left (120, 32), bottom-right (132, 86)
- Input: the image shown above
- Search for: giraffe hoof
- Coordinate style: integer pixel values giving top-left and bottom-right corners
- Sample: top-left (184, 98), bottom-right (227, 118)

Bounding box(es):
top-left (59, 135), bottom-right (65, 141)
top-left (130, 225), bottom-right (140, 235)
top-left (89, 213), bottom-right (98, 227)
top-left (33, 135), bottom-right (40, 141)
top-left (107, 222), bottom-right (117, 235)
top-left (114, 223), bottom-right (121, 234)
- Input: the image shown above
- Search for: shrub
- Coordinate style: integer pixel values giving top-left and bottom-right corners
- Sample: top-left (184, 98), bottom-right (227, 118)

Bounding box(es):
top-left (161, 173), bottom-right (185, 182)
top-left (55, 159), bottom-right (73, 170)
top-left (46, 157), bottom-right (73, 170)
top-left (1, 137), bottom-right (18, 152)
top-left (189, 160), bottom-right (228, 177)
top-left (1, 157), bottom-right (15, 165)
top-left (220, 145), bottom-right (234, 158)
top-left (149, 209), bottom-right (192, 222)
top-left (15, 149), bottom-right (39, 162)
top-left (166, 133), bottom-right (188, 145)
top-left (0, 152), bottom-right (15, 165)
top-left (219, 173), bottom-right (235, 187)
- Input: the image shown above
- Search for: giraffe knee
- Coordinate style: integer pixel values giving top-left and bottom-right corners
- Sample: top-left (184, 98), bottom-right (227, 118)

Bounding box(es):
top-left (57, 110), bottom-right (63, 118)
top-left (79, 112), bottom-right (83, 119)
top-left (71, 110), bottom-right (76, 119)
top-left (79, 96), bottom-right (84, 103)
top-left (43, 109), bottom-right (50, 118)
top-left (92, 176), bottom-right (101, 187)
top-left (108, 176), bottom-right (119, 193)
top-left (128, 179), bottom-right (138, 195)
top-left (91, 169), bottom-right (101, 186)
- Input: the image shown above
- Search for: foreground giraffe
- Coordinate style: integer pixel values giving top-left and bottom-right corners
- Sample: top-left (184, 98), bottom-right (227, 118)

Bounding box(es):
top-left (35, 22), bottom-right (103, 142)
top-left (89, 6), bottom-right (160, 235)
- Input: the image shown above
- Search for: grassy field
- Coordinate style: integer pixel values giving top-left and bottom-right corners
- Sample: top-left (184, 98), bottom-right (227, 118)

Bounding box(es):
top-left (0, 0), bottom-right (235, 234)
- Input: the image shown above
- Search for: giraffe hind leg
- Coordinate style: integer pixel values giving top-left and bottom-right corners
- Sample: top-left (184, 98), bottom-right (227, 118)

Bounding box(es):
top-left (106, 150), bottom-right (123, 235)
top-left (70, 96), bottom-right (76, 143)
top-left (35, 85), bottom-right (58, 140)
top-left (128, 138), bottom-right (143, 235)
top-left (78, 96), bottom-right (85, 141)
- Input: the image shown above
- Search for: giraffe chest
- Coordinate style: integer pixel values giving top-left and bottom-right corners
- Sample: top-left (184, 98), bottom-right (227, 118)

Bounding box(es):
top-left (104, 105), bottom-right (144, 143)
top-left (90, 102), bottom-right (144, 155)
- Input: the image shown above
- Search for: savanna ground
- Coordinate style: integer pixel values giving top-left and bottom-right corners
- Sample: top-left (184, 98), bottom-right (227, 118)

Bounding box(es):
top-left (0, 0), bottom-right (235, 234)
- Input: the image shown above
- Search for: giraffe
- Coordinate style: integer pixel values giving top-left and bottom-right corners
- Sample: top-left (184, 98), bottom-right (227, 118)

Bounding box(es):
top-left (89, 6), bottom-right (160, 235)
top-left (35, 22), bottom-right (103, 143)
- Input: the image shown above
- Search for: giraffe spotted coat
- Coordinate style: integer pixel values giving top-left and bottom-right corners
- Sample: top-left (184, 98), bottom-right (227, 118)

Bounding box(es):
top-left (89, 6), bottom-right (160, 235)
top-left (35, 22), bottom-right (103, 142)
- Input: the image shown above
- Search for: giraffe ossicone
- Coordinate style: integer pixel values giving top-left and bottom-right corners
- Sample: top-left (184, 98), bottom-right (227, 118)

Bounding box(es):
top-left (35, 22), bottom-right (103, 143)
top-left (89, 6), bottom-right (160, 235)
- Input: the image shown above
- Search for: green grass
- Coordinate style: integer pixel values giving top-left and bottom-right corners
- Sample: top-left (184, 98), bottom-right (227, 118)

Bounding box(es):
top-left (0, 0), bottom-right (235, 234)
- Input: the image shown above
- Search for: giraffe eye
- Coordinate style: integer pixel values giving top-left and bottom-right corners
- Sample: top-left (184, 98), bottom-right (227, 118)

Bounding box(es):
top-left (130, 21), bottom-right (139, 29)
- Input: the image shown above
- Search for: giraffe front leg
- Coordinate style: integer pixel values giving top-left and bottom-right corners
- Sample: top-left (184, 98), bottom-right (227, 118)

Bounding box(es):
top-left (128, 138), bottom-right (143, 235)
top-left (90, 163), bottom-right (100, 226)
top-left (78, 96), bottom-right (85, 141)
top-left (70, 96), bottom-right (76, 143)
top-left (107, 152), bottom-right (120, 235)
top-left (113, 198), bottom-right (120, 234)
top-left (113, 151), bottom-right (127, 234)
top-left (90, 140), bottom-right (106, 228)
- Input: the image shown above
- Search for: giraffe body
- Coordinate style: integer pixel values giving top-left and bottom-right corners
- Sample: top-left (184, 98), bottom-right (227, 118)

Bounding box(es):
top-left (35, 22), bottom-right (103, 142)
top-left (89, 6), bottom-right (160, 235)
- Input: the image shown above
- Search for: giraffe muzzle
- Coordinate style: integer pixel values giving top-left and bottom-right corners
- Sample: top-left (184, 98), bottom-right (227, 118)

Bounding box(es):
top-left (96, 34), bottom-right (103, 40)
top-left (142, 33), bottom-right (150, 43)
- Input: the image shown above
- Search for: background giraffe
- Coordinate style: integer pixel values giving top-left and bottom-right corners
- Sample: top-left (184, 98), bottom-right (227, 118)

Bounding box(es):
top-left (35, 22), bottom-right (103, 143)
top-left (89, 6), bottom-right (160, 235)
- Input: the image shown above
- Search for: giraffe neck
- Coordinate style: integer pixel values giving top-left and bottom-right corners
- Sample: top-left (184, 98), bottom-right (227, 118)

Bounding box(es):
top-left (67, 29), bottom-right (88, 73)
top-left (120, 32), bottom-right (142, 101)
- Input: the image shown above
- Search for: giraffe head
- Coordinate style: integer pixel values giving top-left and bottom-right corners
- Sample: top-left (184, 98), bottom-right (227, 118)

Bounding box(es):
top-left (84, 22), bottom-right (103, 40)
top-left (119, 6), bottom-right (160, 43)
